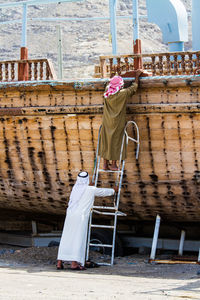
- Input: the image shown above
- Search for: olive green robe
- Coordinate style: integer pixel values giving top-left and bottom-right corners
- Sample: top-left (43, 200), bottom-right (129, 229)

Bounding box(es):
top-left (99, 83), bottom-right (138, 160)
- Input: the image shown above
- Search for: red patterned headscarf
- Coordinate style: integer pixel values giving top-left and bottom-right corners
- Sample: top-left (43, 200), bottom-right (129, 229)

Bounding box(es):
top-left (104, 76), bottom-right (124, 99)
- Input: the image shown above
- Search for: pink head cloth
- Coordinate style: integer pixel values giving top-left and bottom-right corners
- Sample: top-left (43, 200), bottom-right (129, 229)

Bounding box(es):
top-left (104, 76), bottom-right (124, 99)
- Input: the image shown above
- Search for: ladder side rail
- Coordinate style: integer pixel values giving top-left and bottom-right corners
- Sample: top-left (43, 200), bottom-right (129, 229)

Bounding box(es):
top-left (127, 136), bottom-right (140, 160)
top-left (110, 119), bottom-right (141, 264)
top-left (111, 212), bottom-right (118, 265)
top-left (124, 121), bottom-right (140, 160)
top-left (131, 120), bottom-right (140, 159)
top-left (118, 132), bottom-right (126, 172)
top-left (116, 132), bottom-right (126, 185)
top-left (110, 161), bottom-right (126, 265)
top-left (115, 136), bottom-right (126, 207)
top-left (86, 210), bottom-right (93, 261)
top-left (115, 160), bottom-right (125, 209)
top-left (115, 129), bottom-right (128, 209)
top-left (95, 156), bottom-right (101, 187)
top-left (92, 125), bottom-right (102, 183)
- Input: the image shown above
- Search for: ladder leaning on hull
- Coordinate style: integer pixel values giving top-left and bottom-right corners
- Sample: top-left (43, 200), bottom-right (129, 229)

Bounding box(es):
top-left (86, 121), bottom-right (140, 266)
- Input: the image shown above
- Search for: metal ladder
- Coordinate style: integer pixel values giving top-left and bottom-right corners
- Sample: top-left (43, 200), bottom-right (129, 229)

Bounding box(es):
top-left (86, 121), bottom-right (140, 266)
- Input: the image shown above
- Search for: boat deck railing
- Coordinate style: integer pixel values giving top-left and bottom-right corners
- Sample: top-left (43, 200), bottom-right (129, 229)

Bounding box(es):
top-left (94, 51), bottom-right (200, 78)
top-left (0, 58), bottom-right (57, 82)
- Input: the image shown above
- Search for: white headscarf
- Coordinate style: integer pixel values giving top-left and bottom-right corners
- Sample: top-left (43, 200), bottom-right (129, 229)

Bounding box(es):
top-left (67, 171), bottom-right (89, 212)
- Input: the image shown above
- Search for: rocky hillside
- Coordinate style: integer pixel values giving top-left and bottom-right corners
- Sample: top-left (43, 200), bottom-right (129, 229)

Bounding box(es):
top-left (0, 0), bottom-right (191, 79)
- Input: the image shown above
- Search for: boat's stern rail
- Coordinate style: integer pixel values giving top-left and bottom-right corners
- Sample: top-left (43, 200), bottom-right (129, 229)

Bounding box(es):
top-left (0, 59), bottom-right (56, 82)
top-left (95, 51), bottom-right (200, 78)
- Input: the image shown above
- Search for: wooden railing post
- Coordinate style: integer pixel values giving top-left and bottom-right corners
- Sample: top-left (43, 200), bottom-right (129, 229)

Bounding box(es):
top-left (100, 58), bottom-right (107, 78)
top-left (133, 39), bottom-right (143, 70)
top-left (18, 47), bottom-right (29, 81)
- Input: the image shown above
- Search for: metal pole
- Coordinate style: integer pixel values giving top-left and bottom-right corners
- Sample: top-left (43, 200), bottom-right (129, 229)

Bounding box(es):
top-left (109, 0), bottom-right (117, 55)
top-left (21, 3), bottom-right (28, 47)
top-left (0, 15), bottom-right (148, 25)
top-left (31, 221), bottom-right (37, 235)
top-left (192, 0), bottom-right (200, 50)
top-left (178, 230), bottom-right (185, 256)
top-left (198, 248), bottom-right (200, 263)
top-left (133, 0), bottom-right (139, 41)
top-left (0, 0), bottom-right (83, 8)
top-left (150, 215), bottom-right (161, 260)
top-left (56, 25), bottom-right (63, 80)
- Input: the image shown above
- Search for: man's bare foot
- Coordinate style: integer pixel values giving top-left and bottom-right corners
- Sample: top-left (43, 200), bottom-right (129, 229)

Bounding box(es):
top-left (71, 261), bottom-right (79, 268)
top-left (71, 261), bottom-right (85, 270)
top-left (103, 159), bottom-right (110, 170)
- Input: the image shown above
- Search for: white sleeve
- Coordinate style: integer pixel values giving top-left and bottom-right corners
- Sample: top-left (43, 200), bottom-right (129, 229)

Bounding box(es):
top-left (94, 187), bottom-right (115, 197)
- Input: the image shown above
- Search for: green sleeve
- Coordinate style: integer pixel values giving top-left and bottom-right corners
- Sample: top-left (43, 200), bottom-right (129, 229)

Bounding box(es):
top-left (120, 82), bottom-right (138, 98)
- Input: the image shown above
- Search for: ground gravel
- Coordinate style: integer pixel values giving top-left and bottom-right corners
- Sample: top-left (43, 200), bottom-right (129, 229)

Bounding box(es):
top-left (0, 245), bottom-right (200, 279)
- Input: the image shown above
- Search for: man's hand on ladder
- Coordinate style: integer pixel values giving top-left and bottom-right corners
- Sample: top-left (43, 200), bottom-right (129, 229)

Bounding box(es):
top-left (113, 186), bottom-right (119, 193)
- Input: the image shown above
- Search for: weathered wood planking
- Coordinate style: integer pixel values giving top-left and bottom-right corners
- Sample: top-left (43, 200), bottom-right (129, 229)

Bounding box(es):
top-left (0, 76), bottom-right (200, 222)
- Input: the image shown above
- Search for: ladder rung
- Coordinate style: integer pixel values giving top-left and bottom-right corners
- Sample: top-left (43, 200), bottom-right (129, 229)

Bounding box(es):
top-left (93, 210), bottom-right (118, 216)
top-left (91, 224), bottom-right (114, 229)
top-left (93, 206), bottom-right (116, 210)
top-left (117, 211), bottom-right (127, 216)
top-left (89, 243), bottom-right (112, 248)
top-left (98, 169), bottom-right (122, 173)
top-left (95, 262), bottom-right (112, 266)
top-left (93, 210), bottom-right (126, 216)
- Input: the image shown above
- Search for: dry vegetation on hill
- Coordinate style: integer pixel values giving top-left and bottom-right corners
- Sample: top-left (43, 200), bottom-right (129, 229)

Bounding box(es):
top-left (0, 0), bottom-right (192, 79)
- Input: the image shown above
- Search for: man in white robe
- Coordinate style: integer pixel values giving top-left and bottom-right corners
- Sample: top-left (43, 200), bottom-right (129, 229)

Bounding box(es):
top-left (57, 171), bottom-right (115, 270)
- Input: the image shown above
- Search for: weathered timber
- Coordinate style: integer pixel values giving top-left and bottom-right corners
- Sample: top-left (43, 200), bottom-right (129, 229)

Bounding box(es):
top-left (0, 76), bottom-right (200, 222)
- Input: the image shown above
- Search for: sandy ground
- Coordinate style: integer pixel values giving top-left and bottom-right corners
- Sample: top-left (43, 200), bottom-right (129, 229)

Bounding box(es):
top-left (0, 246), bottom-right (200, 300)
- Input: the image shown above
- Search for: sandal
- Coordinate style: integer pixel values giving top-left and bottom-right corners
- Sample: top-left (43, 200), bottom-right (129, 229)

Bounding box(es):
top-left (56, 261), bottom-right (64, 270)
top-left (109, 165), bottom-right (118, 171)
top-left (85, 261), bottom-right (100, 268)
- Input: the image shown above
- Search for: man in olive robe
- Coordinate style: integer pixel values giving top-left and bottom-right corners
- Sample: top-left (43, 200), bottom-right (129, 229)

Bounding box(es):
top-left (99, 70), bottom-right (142, 171)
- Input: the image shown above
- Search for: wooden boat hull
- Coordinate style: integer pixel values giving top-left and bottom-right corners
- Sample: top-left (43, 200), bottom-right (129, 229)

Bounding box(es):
top-left (0, 77), bottom-right (200, 223)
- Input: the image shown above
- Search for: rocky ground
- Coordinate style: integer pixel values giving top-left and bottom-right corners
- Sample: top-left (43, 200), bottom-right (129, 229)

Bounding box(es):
top-left (0, 245), bottom-right (200, 299)
top-left (0, 0), bottom-right (192, 79)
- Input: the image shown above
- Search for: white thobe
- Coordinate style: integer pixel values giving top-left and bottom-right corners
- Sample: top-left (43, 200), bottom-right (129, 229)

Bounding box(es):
top-left (57, 186), bottom-right (115, 266)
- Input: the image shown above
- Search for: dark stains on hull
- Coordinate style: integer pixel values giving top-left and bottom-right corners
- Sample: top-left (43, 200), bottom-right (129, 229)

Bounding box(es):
top-left (121, 170), bottom-right (135, 216)
top-left (161, 116), bottom-right (176, 212)
top-left (135, 160), bottom-right (150, 211)
top-left (63, 119), bottom-right (74, 187)
top-left (76, 116), bottom-right (84, 170)
top-left (13, 121), bottom-right (26, 179)
top-left (131, 121), bottom-right (150, 213)
top-left (0, 153), bottom-right (7, 198)
top-left (22, 119), bottom-right (43, 203)
top-left (177, 115), bottom-right (192, 207)
top-left (89, 116), bottom-right (96, 162)
top-left (146, 116), bottom-right (162, 211)
top-left (14, 119), bottom-right (37, 201)
top-left (37, 120), bottom-right (52, 190)
top-left (1, 118), bottom-right (16, 193)
top-left (190, 114), bottom-right (200, 202)
top-left (50, 118), bottom-right (63, 184)
top-left (89, 92), bottom-right (92, 105)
